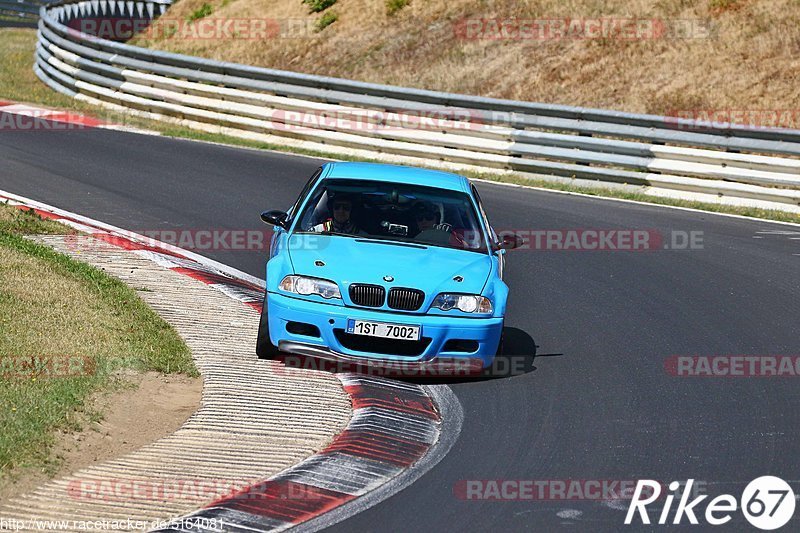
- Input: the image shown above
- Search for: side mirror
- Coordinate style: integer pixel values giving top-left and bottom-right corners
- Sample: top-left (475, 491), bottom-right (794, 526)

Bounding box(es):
top-left (261, 210), bottom-right (289, 229)
top-left (496, 233), bottom-right (522, 251)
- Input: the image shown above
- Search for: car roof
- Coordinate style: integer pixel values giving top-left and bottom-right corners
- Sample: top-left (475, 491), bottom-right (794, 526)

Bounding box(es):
top-left (322, 162), bottom-right (471, 193)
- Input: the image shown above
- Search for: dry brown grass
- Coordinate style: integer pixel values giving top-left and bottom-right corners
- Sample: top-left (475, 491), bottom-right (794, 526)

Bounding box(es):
top-left (0, 245), bottom-right (120, 359)
top-left (0, 29), bottom-right (90, 111)
top-left (132, 0), bottom-right (800, 116)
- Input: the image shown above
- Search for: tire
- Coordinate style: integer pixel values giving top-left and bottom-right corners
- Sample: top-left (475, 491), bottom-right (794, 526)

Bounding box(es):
top-left (256, 292), bottom-right (280, 359)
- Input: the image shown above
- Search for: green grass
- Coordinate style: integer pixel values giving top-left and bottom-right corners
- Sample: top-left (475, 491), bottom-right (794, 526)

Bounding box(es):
top-left (1, 28), bottom-right (798, 226)
top-left (0, 206), bottom-right (71, 235)
top-left (302, 0), bottom-right (336, 14)
top-left (386, 0), bottom-right (410, 16)
top-left (315, 11), bottom-right (338, 32)
top-left (187, 3), bottom-right (213, 22)
top-left (0, 204), bottom-right (195, 477)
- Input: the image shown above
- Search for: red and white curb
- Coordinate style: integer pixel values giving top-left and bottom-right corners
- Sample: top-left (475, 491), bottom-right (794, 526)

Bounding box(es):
top-left (0, 102), bottom-right (159, 134)
top-left (0, 190), bottom-right (463, 532)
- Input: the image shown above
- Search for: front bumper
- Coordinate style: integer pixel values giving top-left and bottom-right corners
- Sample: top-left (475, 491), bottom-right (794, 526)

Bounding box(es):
top-left (267, 292), bottom-right (503, 368)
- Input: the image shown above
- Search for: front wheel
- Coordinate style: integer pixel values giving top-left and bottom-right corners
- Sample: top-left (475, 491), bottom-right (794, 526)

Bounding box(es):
top-left (256, 292), bottom-right (280, 359)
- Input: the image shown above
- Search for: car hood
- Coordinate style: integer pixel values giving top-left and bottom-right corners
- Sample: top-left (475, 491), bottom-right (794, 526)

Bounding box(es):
top-left (288, 235), bottom-right (492, 296)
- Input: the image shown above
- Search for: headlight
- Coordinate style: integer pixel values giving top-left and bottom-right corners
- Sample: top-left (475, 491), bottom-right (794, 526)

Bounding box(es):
top-left (431, 293), bottom-right (492, 314)
top-left (279, 275), bottom-right (341, 299)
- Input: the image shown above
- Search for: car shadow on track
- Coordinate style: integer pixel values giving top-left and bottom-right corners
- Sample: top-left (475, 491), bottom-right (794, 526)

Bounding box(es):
top-left (409, 326), bottom-right (556, 385)
top-left (268, 326), bottom-right (558, 385)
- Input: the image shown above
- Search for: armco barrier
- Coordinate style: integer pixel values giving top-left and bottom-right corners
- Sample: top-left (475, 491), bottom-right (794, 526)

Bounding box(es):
top-left (0, 0), bottom-right (49, 26)
top-left (27, 0), bottom-right (800, 210)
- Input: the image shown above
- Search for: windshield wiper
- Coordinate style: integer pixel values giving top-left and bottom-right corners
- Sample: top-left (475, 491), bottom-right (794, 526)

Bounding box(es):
top-left (318, 231), bottom-right (356, 237)
top-left (294, 230), bottom-right (355, 237)
top-left (354, 238), bottom-right (428, 249)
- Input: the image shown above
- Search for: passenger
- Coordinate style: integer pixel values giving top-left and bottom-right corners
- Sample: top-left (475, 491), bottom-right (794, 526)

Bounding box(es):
top-left (414, 201), bottom-right (443, 233)
top-left (414, 201), bottom-right (470, 248)
top-left (413, 201), bottom-right (452, 244)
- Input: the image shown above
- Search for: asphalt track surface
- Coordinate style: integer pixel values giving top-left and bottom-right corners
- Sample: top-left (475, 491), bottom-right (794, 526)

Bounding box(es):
top-left (2, 119), bottom-right (799, 531)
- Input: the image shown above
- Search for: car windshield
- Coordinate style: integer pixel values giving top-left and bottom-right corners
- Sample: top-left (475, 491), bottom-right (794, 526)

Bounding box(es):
top-left (294, 179), bottom-right (489, 253)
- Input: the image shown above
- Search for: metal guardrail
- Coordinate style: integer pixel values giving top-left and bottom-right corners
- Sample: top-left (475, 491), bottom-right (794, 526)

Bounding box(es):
top-left (0, 1), bottom-right (38, 14)
top-left (29, 0), bottom-right (800, 210)
top-left (0, 0), bottom-right (45, 25)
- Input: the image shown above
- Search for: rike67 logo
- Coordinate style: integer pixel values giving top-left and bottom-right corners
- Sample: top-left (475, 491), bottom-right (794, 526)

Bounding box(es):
top-left (626, 477), bottom-right (795, 530)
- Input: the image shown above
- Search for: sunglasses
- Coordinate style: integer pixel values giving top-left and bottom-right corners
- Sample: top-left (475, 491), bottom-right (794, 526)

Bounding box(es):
top-left (333, 203), bottom-right (351, 211)
top-left (416, 213), bottom-right (436, 221)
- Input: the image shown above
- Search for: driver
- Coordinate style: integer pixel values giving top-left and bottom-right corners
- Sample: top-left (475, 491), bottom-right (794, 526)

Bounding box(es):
top-left (311, 193), bottom-right (361, 234)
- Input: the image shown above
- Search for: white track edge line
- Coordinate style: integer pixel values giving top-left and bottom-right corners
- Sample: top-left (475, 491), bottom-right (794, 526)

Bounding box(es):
top-left (0, 188), bottom-right (466, 531)
top-left (291, 384), bottom-right (464, 533)
top-left (0, 189), bottom-right (265, 288)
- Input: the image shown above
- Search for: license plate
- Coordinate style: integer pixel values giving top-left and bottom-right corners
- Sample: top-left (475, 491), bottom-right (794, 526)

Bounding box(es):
top-left (346, 319), bottom-right (421, 341)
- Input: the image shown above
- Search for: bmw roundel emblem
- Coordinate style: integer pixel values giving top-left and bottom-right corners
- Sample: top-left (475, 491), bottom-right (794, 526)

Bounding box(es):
top-left (383, 275), bottom-right (394, 282)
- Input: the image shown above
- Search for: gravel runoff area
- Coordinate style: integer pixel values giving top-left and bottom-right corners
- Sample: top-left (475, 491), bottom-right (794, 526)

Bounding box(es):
top-left (0, 235), bottom-right (352, 531)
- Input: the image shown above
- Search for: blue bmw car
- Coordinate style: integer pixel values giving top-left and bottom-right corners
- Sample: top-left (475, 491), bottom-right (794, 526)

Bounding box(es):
top-left (256, 162), bottom-right (519, 372)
